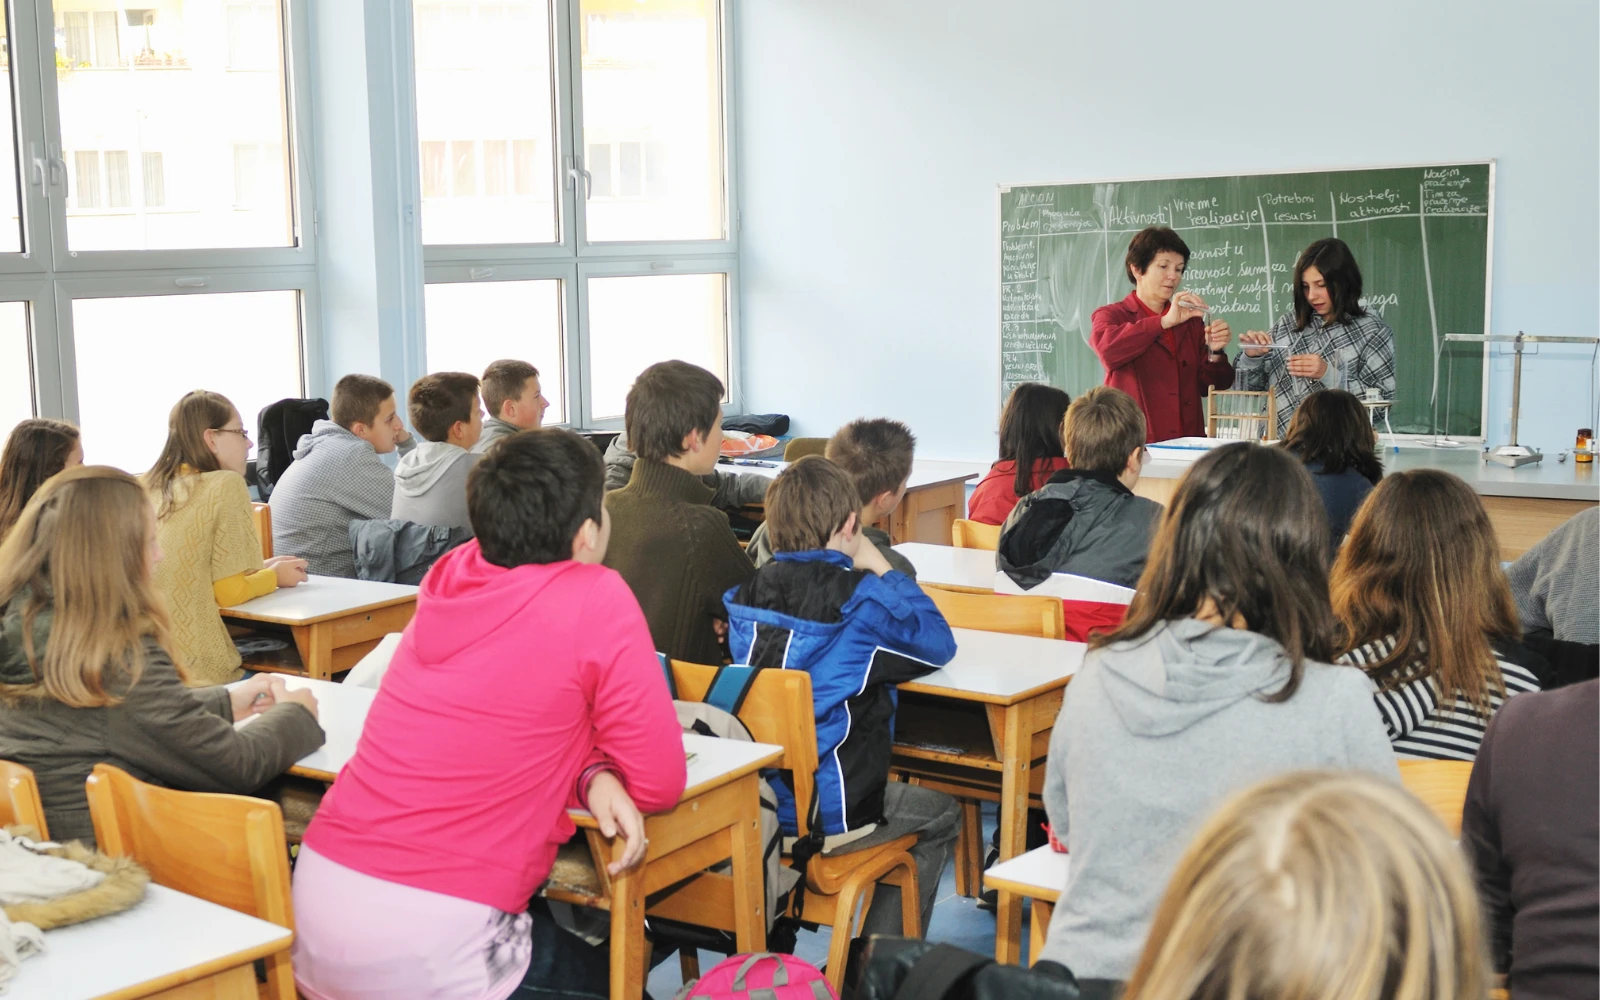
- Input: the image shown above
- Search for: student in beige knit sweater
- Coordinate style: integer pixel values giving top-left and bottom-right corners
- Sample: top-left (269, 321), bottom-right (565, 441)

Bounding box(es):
top-left (603, 361), bottom-right (753, 665)
top-left (144, 391), bottom-right (308, 684)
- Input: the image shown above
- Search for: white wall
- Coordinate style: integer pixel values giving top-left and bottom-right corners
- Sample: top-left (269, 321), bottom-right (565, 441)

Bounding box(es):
top-left (734, 0), bottom-right (1600, 460)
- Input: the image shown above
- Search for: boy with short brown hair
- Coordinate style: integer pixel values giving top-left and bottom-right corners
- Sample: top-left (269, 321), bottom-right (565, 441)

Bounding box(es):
top-left (473, 360), bottom-right (549, 454)
top-left (998, 386), bottom-right (1162, 590)
top-left (602, 361), bottom-right (754, 664)
top-left (391, 372), bottom-right (484, 533)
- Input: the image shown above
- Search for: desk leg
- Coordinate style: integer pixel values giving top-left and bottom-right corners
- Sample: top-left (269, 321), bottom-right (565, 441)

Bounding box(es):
top-left (291, 623), bottom-right (335, 681)
top-left (993, 699), bottom-right (1033, 965)
top-left (1029, 899), bottom-right (1054, 967)
top-left (608, 861), bottom-right (647, 1000)
top-left (728, 773), bottom-right (767, 952)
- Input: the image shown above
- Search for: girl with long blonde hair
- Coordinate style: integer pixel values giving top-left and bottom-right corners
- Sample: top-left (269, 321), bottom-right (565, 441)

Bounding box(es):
top-left (0, 466), bottom-right (323, 846)
top-left (1331, 469), bottom-right (1546, 761)
top-left (1124, 770), bottom-right (1492, 1000)
top-left (144, 391), bottom-right (308, 683)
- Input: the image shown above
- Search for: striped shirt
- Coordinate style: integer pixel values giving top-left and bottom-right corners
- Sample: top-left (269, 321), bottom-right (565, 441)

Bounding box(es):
top-left (1233, 309), bottom-right (1396, 436)
top-left (1340, 636), bottom-right (1542, 761)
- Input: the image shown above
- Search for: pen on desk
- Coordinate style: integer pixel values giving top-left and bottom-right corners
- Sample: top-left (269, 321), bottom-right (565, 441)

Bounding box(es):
top-left (731, 460), bottom-right (775, 468)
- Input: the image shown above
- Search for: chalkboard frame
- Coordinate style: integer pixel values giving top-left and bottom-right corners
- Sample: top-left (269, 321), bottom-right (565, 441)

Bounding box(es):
top-left (996, 159), bottom-right (1496, 440)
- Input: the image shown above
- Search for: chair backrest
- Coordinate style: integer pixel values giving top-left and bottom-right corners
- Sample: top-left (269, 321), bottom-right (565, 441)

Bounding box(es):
top-left (670, 660), bottom-right (823, 842)
top-left (920, 584), bottom-right (1064, 640)
top-left (951, 519), bottom-right (1001, 550)
top-left (1397, 760), bottom-right (1474, 838)
top-left (251, 502), bottom-right (273, 560)
top-left (0, 760), bottom-right (48, 838)
top-left (783, 437), bottom-right (828, 462)
top-left (255, 397), bottom-right (329, 492)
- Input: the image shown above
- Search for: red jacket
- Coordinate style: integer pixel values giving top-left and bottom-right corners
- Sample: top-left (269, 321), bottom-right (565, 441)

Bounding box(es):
top-left (968, 457), bottom-right (1074, 525)
top-left (303, 543), bottom-right (686, 913)
top-left (1090, 291), bottom-right (1233, 442)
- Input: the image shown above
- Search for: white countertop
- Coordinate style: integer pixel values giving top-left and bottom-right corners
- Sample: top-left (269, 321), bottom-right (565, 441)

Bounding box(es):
top-left (221, 574), bottom-right (419, 623)
top-left (233, 675), bottom-right (376, 778)
top-left (8, 884), bottom-right (291, 1000)
top-left (903, 627), bottom-right (1084, 703)
top-left (725, 458), bottom-right (986, 492)
top-left (984, 844), bottom-right (1070, 900)
top-left (1141, 443), bottom-right (1599, 502)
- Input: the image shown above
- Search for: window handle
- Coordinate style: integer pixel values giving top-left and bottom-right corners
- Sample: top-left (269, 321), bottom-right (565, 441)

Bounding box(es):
top-left (565, 155), bottom-right (592, 200)
top-left (48, 156), bottom-right (67, 198)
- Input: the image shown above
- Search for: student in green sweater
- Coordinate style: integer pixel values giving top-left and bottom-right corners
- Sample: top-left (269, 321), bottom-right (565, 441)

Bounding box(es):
top-left (603, 361), bottom-right (754, 664)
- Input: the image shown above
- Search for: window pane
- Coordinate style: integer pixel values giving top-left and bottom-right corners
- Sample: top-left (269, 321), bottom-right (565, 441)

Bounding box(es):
top-left (142, 151), bottom-right (165, 207)
top-left (587, 142), bottom-right (611, 198)
top-left (587, 273), bottom-right (725, 420)
top-left (73, 151), bottom-right (100, 209)
top-left (0, 303), bottom-right (32, 435)
top-left (421, 140), bottom-right (447, 198)
top-left (72, 291), bottom-right (303, 473)
top-left (579, 0), bottom-right (724, 241)
top-left (0, 5), bottom-right (22, 253)
top-left (423, 281), bottom-right (566, 425)
top-left (414, 0), bottom-right (559, 245)
top-left (54, 0), bottom-right (295, 250)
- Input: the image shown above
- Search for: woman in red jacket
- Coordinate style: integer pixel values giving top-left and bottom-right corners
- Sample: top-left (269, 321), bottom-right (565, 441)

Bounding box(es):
top-left (969, 382), bottom-right (1074, 524)
top-left (1091, 227), bottom-right (1234, 442)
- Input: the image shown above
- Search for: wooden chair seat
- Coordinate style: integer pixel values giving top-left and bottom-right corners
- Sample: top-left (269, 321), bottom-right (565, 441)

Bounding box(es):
top-left (807, 833), bottom-right (919, 895)
top-left (1398, 759), bottom-right (1473, 837)
top-left (952, 519), bottom-right (1002, 550)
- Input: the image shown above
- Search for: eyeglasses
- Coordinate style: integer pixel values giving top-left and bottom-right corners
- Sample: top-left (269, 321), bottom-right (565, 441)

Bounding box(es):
top-left (214, 428), bottom-right (252, 443)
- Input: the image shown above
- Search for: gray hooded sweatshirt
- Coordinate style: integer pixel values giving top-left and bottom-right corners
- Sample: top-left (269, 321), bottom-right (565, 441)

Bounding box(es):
top-left (1036, 617), bottom-right (1398, 979)
top-left (268, 420), bottom-right (416, 578)
top-left (391, 441), bottom-right (480, 534)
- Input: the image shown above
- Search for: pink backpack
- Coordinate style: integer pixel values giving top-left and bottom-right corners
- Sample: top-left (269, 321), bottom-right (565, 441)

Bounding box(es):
top-left (674, 953), bottom-right (838, 1000)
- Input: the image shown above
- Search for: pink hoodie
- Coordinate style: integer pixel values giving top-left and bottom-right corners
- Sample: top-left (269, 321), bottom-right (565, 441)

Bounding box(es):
top-left (302, 542), bottom-right (686, 913)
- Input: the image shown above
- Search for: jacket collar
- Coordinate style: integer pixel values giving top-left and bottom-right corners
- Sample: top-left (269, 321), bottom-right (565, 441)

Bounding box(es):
top-left (625, 458), bottom-right (715, 505)
top-left (773, 548), bottom-right (853, 569)
top-left (1045, 466), bottom-right (1133, 496)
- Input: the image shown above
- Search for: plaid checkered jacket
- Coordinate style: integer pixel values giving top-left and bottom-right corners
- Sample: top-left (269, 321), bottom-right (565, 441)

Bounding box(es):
top-left (1232, 310), bottom-right (1395, 436)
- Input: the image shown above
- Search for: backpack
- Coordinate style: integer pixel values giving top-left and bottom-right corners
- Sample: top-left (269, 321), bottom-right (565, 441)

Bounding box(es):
top-left (255, 397), bottom-right (329, 498)
top-left (673, 952), bottom-right (836, 1000)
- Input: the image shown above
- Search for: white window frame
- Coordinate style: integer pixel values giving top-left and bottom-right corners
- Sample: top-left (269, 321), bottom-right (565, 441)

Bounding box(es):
top-left (410, 0), bottom-right (741, 429)
top-left (0, 0), bottom-right (319, 426)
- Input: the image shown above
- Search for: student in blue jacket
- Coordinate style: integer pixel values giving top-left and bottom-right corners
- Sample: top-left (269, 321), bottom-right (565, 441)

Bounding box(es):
top-left (723, 455), bottom-right (959, 937)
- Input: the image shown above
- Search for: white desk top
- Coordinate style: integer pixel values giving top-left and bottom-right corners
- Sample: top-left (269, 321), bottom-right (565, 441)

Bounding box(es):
top-left (984, 845), bottom-right (1070, 901)
top-left (1140, 442), bottom-right (1600, 502)
top-left (728, 458), bottom-right (985, 492)
top-left (902, 627), bottom-right (1084, 704)
top-left (232, 676), bottom-right (375, 779)
top-left (8, 884), bottom-right (291, 1000)
top-left (895, 542), bottom-right (996, 591)
top-left (681, 733), bottom-right (783, 797)
top-left (221, 574), bottom-right (418, 624)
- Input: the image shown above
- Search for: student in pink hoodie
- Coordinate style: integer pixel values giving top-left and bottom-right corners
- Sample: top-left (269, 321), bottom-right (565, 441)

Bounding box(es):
top-left (291, 429), bottom-right (687, 1000)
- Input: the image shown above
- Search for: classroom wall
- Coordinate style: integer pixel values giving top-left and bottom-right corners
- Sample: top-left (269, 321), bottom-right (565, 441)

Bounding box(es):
top-left (734, 0), bottom-right (1600, 460)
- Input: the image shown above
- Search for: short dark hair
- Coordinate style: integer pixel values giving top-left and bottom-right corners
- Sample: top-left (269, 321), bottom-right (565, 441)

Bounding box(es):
top-left (825, 418), bottom-right (916, 506)
top-left (468, 428), bottom-right (604, 567)
top-left (766, 456), bottom-right (860, 554)
top-left (1063, 387), bottom-right (1146, 475)
top-left (331, 374), bottom-right (395, 430)
top-left (998, 383), bottom-right (1072, 497)
top-left (1124, 226), bottom-right (1190, 284)
top-left (408, 372), bottom-right (480, 442)
top-left (624, 361), bottom-right (724, 462)
top-left (1280, 389), bottom-right (1383, 485)
top-left (1096, 443), bottom-right (1336, 703)
top-left (480, 360), bottom-right (540, 419)
top-left (1292, 238), bottom-right (1367, 330)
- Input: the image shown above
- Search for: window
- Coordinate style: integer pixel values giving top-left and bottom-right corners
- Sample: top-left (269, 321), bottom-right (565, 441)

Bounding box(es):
top-left (0, 303), bottom-right (32, 433)
top-left (0, 7), bottom-right (21, 254)
top-left (72, 291), bottom-right (304, 473)
top-left (415, 0), bottom-right (737, 429)
top-left (71, 150), bottom-right (165, 210)
top-left (424, 280), bottom-right (566, 424)
top-left (227, 2), bottom-right (280, 71)
top-left (142, 152), bottom-right (165, 208)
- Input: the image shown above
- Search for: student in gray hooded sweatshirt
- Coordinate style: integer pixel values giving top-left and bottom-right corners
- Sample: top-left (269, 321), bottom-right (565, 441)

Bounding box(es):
top-left (1033, 443), bottom-right (1397, 983)
top-left (269, 374), bottom-right (414, 577)
top-left (471, 359), bottom-right (548, 455)
top-left (391, 372), bottom-right (482, 534)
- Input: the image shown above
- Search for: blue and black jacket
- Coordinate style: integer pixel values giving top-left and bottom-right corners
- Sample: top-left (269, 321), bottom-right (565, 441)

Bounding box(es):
top-left (722, 549), bottom-right (956, 838)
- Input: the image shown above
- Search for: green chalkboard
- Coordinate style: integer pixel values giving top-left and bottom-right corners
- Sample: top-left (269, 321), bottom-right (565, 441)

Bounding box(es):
top-left (999, 162), bottom-right (1493, 436)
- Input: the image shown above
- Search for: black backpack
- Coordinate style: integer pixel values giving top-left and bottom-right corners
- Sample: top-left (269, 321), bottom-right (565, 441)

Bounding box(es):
top-left (256, 398), bottom-right (329, 498)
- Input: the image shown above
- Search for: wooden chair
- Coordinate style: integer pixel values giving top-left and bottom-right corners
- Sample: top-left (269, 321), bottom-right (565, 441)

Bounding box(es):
top-left (87, 763), bottom-right (297, 1000)
top-left (951, 519), bottom-right (1001, 550)
top-left (634, 661), bottom-right (920, 992)
top-left (920, 585), bottom-right (1064, 641)
top-left (0, 760), bottom-right (47, 838)
top-left (252, 502), bottom-right (274, 560)
top-left (1205, 390), bottom-right (1277, 442)
top-left (1398, 759), bottom-right (1474, 838)
top-left (782, 437), bottom-right (828, 462)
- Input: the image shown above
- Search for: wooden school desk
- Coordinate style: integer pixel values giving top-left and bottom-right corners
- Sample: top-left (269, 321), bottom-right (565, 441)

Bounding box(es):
top-left (893, 627), bottom-right (1085, 965)
top-left (735, 459), bottom-right (985, 545)
top-left (894, 541), bottom-right (996, 594)
top-left (7, 883), bottom-right (293, 1000)
top-left (252, 676), bottom-right (780, 1000)
top-left (984, 846), bottom-right (1070, 967)
top-left (221, 576), bottom-right (418, 680)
